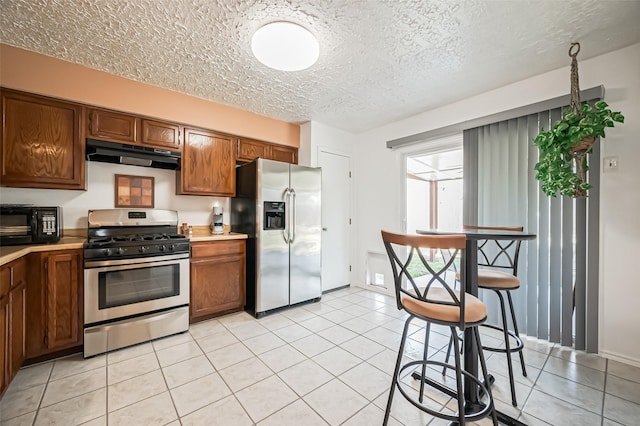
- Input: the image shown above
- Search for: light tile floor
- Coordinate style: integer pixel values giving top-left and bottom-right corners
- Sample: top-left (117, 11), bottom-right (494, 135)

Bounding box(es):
top-left (1, 286), bottom-right (639, 425)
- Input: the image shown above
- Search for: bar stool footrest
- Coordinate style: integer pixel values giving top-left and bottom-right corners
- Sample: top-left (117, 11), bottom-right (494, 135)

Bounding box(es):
top-left (397, 359), bottom-right (494, 423)
top-left (479, 323), bottom-right (525, 354)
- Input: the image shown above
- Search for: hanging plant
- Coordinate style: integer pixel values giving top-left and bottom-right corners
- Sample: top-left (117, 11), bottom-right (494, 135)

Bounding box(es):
top-left (534, 42), bottom-right (624, 197)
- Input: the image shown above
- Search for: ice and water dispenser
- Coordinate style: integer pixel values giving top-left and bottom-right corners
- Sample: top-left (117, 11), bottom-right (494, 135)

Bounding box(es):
top-left (264, 202), bottom-right (285, 230)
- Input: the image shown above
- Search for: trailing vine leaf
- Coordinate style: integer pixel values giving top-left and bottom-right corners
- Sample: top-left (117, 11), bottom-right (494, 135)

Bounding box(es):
top-left (534, 101), bottom-right (624, 197)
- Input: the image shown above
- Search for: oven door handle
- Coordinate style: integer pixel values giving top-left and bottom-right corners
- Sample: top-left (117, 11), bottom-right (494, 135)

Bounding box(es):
top-left (84, 253), bottom-right (189, 268)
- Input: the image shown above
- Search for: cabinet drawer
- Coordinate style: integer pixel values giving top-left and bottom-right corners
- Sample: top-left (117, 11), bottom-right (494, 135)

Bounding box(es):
top-left (191, 240), bottom-right (245, 258)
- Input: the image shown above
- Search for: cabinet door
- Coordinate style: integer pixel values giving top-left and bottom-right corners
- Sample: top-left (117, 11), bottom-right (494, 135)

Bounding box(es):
top-left (0, 295), bottom-right (8, 397)
top-left (190, 254), bottom-right (245, 321)
top-left (87, 108), bottom-right (138, 144)
top-left (178, 128), bottom-right (235, 196)
top-left (1, 89), bottom-right (85, 189)
top-left (271, 144), bottom-right (298, 164)
top-left (141, 119), bottom-right (181, 151)
top-left (8, 283), bottom-right (25, 379)
top-left (190, 241), bottom-right (246, 322)
top-left (45, 252), bottom-right (81, 350)
top-left (237, 137), bottom-right (271, 163)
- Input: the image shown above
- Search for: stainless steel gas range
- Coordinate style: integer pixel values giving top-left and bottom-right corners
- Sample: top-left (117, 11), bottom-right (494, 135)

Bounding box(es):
top-left (83, 209), bottom-right (190, 358)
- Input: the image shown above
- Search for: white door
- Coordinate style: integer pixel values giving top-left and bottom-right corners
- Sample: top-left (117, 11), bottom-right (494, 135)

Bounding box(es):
top-left (318, 150), bottom-right (351, 292)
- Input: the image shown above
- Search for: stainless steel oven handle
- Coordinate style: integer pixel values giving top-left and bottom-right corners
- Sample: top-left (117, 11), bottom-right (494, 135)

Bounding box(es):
top-left (84, 252), bottom-right (189, 268)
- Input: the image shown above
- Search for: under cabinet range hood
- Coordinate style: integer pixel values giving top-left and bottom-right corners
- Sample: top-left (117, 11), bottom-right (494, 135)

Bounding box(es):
top-left (86, 139), bottom-right (180, 170)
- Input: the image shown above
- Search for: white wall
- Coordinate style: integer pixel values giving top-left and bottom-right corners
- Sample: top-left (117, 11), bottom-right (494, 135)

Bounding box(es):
top-left (0, 161), bottom-right (229, 230)
top-left (307, 121), bottom-right (355, 167)
top-left (353, 43), bottom-right (640, 365)
top-left (304, 121), bottom-right (357, 286)
top-left (299, 122), bottom-right (312, 166)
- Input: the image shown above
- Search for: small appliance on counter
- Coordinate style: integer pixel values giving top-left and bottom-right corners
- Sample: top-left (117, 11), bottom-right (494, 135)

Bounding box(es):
top-left (211, 206), bottom-right (224, 234)
top-left (0, 205), bottom-right (61, 245)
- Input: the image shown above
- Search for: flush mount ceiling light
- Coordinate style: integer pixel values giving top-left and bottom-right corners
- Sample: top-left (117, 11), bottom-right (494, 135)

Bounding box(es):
top-left (251, 21), bottom-right (319, 71)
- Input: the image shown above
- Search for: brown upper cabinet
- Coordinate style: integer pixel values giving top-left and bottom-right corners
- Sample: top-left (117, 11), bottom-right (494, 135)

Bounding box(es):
top-left (141, 119), bottom-right (181, 151)
top-left (177, 128), bottom-right (236, 196)
top-left (237, 137), bottom-right (271, 162)
top-left (271, 144), bottom-right (298, 164)
top-left (1, 88), bottom-right (85, 190)
top-left (236, 137), bottom-right (298, 164)
top-left (87, 108), bottom-right (181, 152)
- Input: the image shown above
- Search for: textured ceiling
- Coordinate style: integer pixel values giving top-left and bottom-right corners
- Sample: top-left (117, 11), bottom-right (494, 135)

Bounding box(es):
top-left (1, 0), bottom-right (639, 133)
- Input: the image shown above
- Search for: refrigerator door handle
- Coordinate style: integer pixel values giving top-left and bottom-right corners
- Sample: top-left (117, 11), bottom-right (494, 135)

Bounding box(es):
top-left (282, 188), bottom-right (291, 243)
top-left (290, 188), bottom-right (296, 243)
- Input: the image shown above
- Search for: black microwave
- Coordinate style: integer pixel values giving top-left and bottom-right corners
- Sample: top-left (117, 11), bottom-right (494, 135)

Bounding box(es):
top-left (0, 205), bottom-right (62, 246)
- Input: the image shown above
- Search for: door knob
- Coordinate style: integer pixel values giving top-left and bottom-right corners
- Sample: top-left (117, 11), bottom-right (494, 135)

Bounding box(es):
top-left (322, 228), bottom-right (328, 231)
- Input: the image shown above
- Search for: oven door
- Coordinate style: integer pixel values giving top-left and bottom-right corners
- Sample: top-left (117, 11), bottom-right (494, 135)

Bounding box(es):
top-left (84, 253), bottom-right (189, 325)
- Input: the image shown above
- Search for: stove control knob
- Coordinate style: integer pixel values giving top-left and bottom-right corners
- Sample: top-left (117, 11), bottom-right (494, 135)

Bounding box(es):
top-left (159, 245), bottom-right (167, 251)
top-left (116, 248), bottom-right (124, 255)
top-left (103, 248), bottom-right (112, 256)
top-left (169, 244), bottom-right (176, 251)
top-left (139, 246), bottom-right (148, 253)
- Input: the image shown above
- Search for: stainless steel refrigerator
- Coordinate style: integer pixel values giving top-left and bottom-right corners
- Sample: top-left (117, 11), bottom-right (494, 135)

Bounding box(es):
top-left (231, 158), bottom-right (322, 317)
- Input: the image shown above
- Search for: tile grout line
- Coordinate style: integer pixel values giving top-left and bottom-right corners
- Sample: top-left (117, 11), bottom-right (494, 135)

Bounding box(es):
top-left (105, 352), bottom-right (109, 426)
top-left (179, 329), bottom-right (235, 421)
top-left (600, 358), bottom-right (608, 426)
top-left (29, 361), bottom-right (54, 426)
top-left (515, 342), bottom-right (552, 422)
top-left (153, 336), bottom-right (182, 425)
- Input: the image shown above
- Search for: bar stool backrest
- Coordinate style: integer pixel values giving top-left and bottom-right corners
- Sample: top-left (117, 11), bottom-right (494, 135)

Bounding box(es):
top-left (381, 230), bottom-right (468, 329)
top-left (463, 225), bottom-right (523, 276)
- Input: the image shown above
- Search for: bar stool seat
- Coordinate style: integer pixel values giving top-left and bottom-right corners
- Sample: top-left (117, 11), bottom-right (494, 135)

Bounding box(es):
top-left (402, 288), bottom-right (487, 324)
top-left (456, 269), bottom-right (520, 289)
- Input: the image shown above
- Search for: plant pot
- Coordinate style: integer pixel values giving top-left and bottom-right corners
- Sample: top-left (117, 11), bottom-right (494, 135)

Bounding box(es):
top-left (570, 136), bottom-right (595, 154)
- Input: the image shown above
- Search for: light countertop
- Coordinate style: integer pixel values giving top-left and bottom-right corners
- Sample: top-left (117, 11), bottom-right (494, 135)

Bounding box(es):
top-left (186, 226), bottom-right (248, 242)
top-left (0, 237), bottom-right (86, 267)
top-left (1, 230), bottom-right (247, 266)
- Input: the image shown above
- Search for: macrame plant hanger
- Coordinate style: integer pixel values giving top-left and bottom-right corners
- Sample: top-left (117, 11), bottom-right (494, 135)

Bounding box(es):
top-left (568, 42), bottom-right (593, 197)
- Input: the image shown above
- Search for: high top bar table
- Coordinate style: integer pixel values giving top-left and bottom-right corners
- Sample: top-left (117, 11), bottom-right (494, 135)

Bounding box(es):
top-left (416, 228), bottom-right (536, 426)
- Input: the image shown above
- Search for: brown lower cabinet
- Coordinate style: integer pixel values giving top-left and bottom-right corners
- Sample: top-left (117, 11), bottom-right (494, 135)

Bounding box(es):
top-left (1, 257), bottom-right (26, 398)
top-left (26, 249), bottom-right (83, 359)
top-left (190, 240), bottom-right (246, 322)
top-left (0, 292), bottom-right (8, 397)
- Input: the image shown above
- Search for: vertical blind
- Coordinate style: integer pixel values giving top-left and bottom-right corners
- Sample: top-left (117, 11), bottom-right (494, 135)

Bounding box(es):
top-left (463, 110), bottom-right (600, 352)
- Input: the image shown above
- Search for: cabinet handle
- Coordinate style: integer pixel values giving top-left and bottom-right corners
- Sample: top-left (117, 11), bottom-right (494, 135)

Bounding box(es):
top-left (88, 111), bottom-right (93, 133)
top-left (10, 267), bottom-right (14, 286)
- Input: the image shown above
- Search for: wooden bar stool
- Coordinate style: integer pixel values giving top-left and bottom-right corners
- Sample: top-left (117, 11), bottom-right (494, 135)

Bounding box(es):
top-left (444, 225), bottom-right (527, 407)
top-left (381, 230), bottom-right (497, 425)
